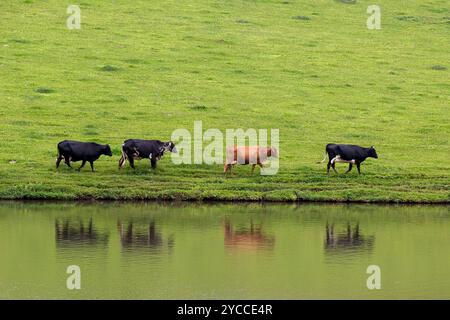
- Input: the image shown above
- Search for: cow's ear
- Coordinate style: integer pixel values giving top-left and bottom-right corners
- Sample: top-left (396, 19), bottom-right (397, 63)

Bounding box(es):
top-left (370, 146), bottom-right (374, 149)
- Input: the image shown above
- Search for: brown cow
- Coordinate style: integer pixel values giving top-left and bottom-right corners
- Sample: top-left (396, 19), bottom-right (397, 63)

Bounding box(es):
top-left (223, 146), bottom-right (278, 174)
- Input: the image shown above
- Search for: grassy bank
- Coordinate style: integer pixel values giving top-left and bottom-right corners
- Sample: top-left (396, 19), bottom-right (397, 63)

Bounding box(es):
top-left (0, 0), bottom-right (449, 203)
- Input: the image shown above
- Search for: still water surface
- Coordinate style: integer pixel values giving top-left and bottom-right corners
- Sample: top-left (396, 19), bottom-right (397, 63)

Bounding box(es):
top-left (0, 202), bottom-right (449, 299)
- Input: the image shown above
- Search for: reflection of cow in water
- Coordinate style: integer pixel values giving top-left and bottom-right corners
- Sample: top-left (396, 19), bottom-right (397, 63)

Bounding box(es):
top-left (224, 219), bottom-right (275, 251)
top-left (117, 220), bottom-right (174, 251)
top-left (55, 218), bottom-right (109, 247)
top-left (324, 222), bottom-right (375, 255)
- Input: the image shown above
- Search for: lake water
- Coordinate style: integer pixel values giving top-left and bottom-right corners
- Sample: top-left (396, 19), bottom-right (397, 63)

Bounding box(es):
top-left (0, 201), bottom-right (449, 299)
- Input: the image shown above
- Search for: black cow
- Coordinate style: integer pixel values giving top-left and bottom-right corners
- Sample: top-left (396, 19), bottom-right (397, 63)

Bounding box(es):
top-left (56, 140), bottom-right (112, 172)
top-left (318, 144), bottom-right (378, 174)
top-left (119, 139), bottom-right (177, 169)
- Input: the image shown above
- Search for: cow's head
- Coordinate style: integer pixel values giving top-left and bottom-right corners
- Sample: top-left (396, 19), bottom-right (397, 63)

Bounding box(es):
top-left (163, 141), bottom-right (177, 153)
top-left (368, 146), bottom-right (378, 159)
top-left (269, 147), bottom-right (278, 158)
top-left (103, 144), bottom-right (113, 157)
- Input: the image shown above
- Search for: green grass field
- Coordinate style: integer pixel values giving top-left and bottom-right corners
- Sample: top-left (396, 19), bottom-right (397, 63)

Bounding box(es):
top-left (0, 0), bottom-right (449, 202)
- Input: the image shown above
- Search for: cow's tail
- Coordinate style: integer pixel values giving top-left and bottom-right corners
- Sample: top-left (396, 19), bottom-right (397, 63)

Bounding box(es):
top-left (118, 144), bottom-right (127, 169)
top-left (56, 141), bottom-right (65, 157)
top-left (56, 141), bottom-right (67, 161)
top-left (56, 141), bottom-right (67, 168)
top-left (56, 146), bottom-right (62, 167)
top-left (317, 152), bottom-right (327, 164)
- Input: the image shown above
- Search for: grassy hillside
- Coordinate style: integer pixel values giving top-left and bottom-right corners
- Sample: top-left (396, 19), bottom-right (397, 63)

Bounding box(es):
top-left (0, 0), bottom-right (448, 202)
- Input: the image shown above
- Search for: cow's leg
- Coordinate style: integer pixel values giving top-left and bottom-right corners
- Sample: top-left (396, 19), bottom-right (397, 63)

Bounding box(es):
top-left (77, 160), bottom-right (86, 171)
top-left (128, 156), bottom-right (135, 169)
top-left (345, 163), bottom-right (353, 173)
top-left (118, 155), bottom-right (125, 169)
top-left (258, 163), bottom-right (264, 172)
top-left (56, 154), bottom-right (63, 168)
top-left (356, 162), bottom-right (361, 174)
top-left (64, 155), bottom-right (72, 168)
top-left (327, 161), bottom-right (331, 174)
top-left (331, 162), bottom-right (338, 174)
top-left (150, 158), bottom-right (157, 169)
top-left (224, 164), bottom-right (232, 174)
top-left (89, 161), bottom-right (95, 172)
top-left (326, 222), bottom-right (334, 242)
